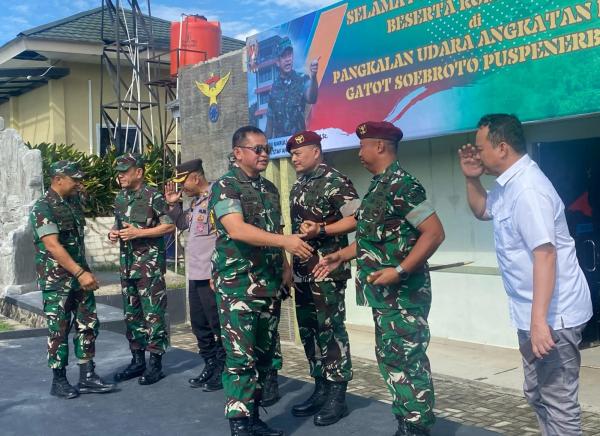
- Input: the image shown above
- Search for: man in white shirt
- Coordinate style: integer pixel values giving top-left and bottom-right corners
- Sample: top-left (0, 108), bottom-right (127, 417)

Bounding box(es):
top-left (459, 114), bottom-right (592, 436)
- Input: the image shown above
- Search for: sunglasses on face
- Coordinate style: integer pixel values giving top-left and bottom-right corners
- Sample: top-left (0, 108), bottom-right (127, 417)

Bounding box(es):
top-left (236, 144), bottom-right (272, 155)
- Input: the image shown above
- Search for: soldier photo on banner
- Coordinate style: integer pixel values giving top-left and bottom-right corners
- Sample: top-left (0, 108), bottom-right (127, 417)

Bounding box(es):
top-left (248, 30), bottom-right (321, 155)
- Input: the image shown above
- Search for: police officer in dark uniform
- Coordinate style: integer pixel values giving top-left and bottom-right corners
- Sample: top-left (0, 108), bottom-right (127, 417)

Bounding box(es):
top-left (165, 158), bottom-right (225, 391)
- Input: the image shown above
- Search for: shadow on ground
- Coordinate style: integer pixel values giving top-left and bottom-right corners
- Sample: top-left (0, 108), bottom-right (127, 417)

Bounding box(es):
top-left (0, 331), bottom-right (499, 436)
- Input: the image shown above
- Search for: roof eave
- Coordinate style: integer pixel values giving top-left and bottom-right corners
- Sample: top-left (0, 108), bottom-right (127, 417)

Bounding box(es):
top-left (0, 36), bottom-right (172, 67)
top-left (0, 38), bottom-right (28, 66)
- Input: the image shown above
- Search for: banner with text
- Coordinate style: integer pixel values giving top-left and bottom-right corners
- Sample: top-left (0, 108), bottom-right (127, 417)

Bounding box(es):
top-left (246, 0), bottom-right (600, 157)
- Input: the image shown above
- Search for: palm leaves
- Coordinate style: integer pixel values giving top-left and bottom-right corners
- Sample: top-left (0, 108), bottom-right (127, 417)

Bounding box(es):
top-left (26, 142), bottom-right (173, 217)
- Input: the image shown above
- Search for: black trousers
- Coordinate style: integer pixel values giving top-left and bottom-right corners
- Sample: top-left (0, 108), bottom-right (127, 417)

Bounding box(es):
top-left (189, 279), bottom-right (225, 362)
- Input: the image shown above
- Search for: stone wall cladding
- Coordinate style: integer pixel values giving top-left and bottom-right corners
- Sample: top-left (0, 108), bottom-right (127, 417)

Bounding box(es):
top-left (0, 119), bottom-right (43, 295)
top-left (0, 298), bottom-right (46, 328)
top-left (179, 50), bottom-right (248, 180)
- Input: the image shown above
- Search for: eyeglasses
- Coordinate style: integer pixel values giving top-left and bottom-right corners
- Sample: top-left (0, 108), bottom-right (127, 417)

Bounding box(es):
top-left (236, 144), bottom-right (272, 155)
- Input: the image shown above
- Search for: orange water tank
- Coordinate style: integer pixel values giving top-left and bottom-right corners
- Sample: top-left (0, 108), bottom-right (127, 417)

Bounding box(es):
top-left (170, 15), bottom-right (222, 76)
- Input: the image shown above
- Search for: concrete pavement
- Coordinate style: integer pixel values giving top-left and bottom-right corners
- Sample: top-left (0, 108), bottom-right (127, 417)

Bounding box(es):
top-left (346, 323), bottom-right (600, 414)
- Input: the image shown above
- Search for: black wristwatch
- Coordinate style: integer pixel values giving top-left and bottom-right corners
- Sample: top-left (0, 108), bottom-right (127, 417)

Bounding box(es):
top-left (318, 223), bottom-right (327, 238)
top-left (395, 265), bottom-right (410, 280)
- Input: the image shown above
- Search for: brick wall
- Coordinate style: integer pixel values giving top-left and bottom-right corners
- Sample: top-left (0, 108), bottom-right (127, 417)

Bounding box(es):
top-left (85, 217), bottom-right (120, 267)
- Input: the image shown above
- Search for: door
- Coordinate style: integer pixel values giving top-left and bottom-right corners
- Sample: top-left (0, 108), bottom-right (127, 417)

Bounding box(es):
top-left (534, 138), bottom-right (600, 346)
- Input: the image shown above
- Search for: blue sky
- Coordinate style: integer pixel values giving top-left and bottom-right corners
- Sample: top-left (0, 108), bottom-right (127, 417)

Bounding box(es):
top-left (0, 0), bottom-right (336, 46)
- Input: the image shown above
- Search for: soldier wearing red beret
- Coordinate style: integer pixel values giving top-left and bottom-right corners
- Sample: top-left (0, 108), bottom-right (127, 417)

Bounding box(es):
top-left (315, 121), bottom-right (445, 436)
top-left (286, 130), bottom-right (360, 426)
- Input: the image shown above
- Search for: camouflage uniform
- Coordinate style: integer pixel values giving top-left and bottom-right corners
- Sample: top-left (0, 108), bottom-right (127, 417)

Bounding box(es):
top-left (355, 159), bottom-right (437, 428)
top-left (210, 164), bottom-right (285, 419)
top-left (31, 187), bottom-right (98, 369)
top-left (226, 152), bottom-right (284, 378)
top-left (290, 163), bottom-right (359, 382)
top-left (267, 70), bottom-right (310, 138)
top-left (114, 183), bottom-right (173, 355)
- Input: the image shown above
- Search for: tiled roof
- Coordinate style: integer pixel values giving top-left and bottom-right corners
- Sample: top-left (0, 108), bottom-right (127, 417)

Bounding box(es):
top-left (17, 7), bottom-right (245, 55)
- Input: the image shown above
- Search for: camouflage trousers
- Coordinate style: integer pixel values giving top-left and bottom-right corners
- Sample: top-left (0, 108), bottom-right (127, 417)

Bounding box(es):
top-left (295, 281), bottom-right (353, 382)
top-left (121, 275), bottom-right (169, 355)
top-left (42, 287), bottom-right (99, 369)
top-left (216, 293), bottom-right (280, 419)
top-left (271, 298), bottom-right (283, 371)
top-left (372, 306), bottom-right (435, 428)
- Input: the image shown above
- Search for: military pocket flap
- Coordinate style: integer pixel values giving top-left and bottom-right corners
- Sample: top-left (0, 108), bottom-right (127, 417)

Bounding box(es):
top-left (58, 218), bottom-right (76, 231)
top-left (131, 207), bottom-right (149, 223)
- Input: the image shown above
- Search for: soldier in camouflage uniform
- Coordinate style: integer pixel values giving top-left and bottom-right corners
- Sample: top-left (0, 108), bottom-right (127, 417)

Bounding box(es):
top-left (226, 150), bottom-right (284, 408)
top-left (30, 161), bottom-right (115, 399)
top-left (109, 153), bottom-right (175, 386)
top-left (315, 122), bottom-right (445, 436)
top-left (210, 126), bottom-right (314, 436)
top-left (286, 130), bottom-right (360, 425)
top-left (265, 36), bottom-right (319, 139)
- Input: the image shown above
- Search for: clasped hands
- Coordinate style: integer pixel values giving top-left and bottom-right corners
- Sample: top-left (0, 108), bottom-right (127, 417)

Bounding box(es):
top-left (302, 218), bottom-right (402, 285)
top-left (108, 222), bottom-right (141, 242)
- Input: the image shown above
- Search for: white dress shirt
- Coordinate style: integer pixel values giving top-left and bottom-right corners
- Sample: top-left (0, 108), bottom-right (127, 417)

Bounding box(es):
top-left (486, 154), bottom-right (592, 330)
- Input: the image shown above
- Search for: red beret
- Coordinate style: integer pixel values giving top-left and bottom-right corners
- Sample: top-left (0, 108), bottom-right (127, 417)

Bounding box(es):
top-left (286, 130), bottom-right (322, 152)
top-left (355, 121), bottom-right (403, 142)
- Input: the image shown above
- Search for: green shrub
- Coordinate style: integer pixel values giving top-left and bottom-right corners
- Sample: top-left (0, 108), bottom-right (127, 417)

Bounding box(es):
top-left (26, 143), bottom-right (174, 217)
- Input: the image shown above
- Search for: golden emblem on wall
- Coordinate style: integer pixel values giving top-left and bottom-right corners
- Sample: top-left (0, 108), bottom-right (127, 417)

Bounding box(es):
top-left (195, 72), bottom-right (231, 123)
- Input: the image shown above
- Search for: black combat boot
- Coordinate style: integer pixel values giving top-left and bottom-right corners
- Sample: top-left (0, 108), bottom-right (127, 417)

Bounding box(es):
top-left (114, 349), bottom-right (146, 382)
top-left (50, 367), bottom-right (79, 399)
top-left (138, 352), bottom-right (165, 385)
top-left (203, 358), bottom-right (224, 392)
top-left (77, 360), bottom-right (115, 394)
top-left (261, 369), bottom-right (280, 407)
top-left (395, 416), bottom-right (431, 436)
top-left (229, 417), bottom-right (253, 436)
top-left (189, 357), bottom-right (217, 388)
top-left (313, 381), bottom-right (349, 426)
top-left (251, 406), bottom-right (284, 436)
top-left (395, 416), bottom-right (408, 436)
top-left (291, 377), bottom-right (328, 417)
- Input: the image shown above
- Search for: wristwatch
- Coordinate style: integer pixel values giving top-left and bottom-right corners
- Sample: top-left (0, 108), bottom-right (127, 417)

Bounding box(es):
top-left (395, 264), bottom-right (410, 280)
top-left (318, 223), bottom-right (327, 238)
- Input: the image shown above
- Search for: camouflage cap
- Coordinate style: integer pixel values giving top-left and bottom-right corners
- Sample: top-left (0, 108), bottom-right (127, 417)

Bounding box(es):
top-left (49, 160), bottom-right (85, 179)
top-left (277, 36), bottom-right (293, 57)
top-left (115, 153), bottom-right (145, 172)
